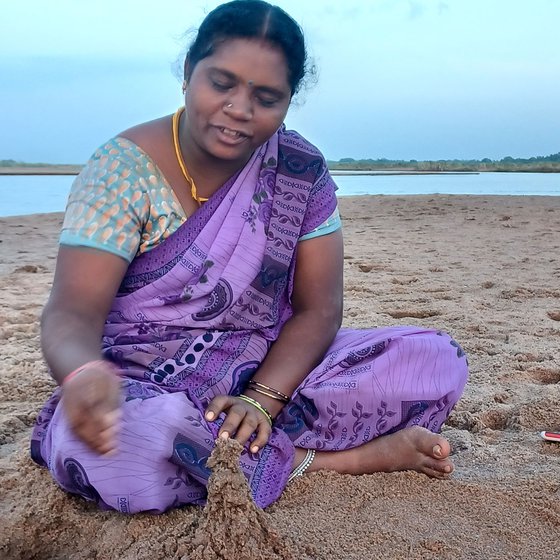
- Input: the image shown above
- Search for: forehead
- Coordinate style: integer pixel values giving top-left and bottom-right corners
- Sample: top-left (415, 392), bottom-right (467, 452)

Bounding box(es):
top-left (197, 38), bottom-right (290, 90)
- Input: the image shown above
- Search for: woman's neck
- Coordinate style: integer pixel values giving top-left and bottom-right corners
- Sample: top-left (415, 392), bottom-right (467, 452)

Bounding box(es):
top-left (179, 116), bottom-right (253, 200)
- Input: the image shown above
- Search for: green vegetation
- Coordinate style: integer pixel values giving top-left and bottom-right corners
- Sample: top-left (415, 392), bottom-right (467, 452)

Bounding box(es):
top-left (327, 152), bottom-right (560, 172)
top-left (1, 159), bottom-right (83, 168)
top-left (1, 159), bottom-right (51, 167)
top-left (0, 160), bottom-right (82, 175)
top-left (2, 152), bottom-right (559, 174)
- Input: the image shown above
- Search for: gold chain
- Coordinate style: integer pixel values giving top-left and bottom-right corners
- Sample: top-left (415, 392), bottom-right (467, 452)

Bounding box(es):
top-left (172, 107), bottom-right (208, 205)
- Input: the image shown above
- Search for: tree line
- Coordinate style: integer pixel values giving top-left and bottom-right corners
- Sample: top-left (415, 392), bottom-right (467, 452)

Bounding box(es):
top-left (2, 152), bottom-right (559, 173)
top-left (327, 152), bottom-right (560, 172)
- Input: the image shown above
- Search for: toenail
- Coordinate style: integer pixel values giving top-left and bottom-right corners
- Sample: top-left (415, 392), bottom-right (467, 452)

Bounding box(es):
top-left (433, 444), bottom-right (442, 458)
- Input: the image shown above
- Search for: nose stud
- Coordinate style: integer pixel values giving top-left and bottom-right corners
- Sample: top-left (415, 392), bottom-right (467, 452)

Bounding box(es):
top-left (225, 103), bottom-right (233, 109)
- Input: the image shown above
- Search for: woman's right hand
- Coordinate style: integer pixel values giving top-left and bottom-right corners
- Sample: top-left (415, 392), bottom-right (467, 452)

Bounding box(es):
top-left (61, 362), bottom-right (122, 455)
top-left (42, 246), bottom-right (129, 455)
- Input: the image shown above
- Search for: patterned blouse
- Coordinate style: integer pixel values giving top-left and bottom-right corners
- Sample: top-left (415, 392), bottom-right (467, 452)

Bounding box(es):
top-left (60, 137), bottom-right (341, 262)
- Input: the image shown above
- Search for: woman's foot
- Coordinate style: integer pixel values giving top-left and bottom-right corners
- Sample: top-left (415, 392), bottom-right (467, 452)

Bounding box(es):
top-left (297, 426), bottom-right (453, 479)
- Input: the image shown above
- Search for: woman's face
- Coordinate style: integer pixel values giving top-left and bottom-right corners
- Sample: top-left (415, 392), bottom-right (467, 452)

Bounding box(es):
top-left (183, 38), bottom-right (292, 166)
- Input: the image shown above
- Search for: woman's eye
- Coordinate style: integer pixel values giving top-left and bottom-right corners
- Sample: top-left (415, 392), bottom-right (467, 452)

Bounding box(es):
top-left (211, 81), bottom-right (232, 92)
top-left (257, 97), bottom-right (277, 108)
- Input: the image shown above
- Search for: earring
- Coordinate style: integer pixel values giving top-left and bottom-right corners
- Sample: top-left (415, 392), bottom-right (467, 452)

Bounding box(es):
top-left (182, 80), bottom-right (187, 94)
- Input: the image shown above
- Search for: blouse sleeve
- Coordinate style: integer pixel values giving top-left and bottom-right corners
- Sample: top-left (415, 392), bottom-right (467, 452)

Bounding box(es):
top-left (59, 139), bottom-right (150, 262)
top-left (299, 158), bottom-right (341, 240)
top-left (299, 206), bottom-right (342, 241)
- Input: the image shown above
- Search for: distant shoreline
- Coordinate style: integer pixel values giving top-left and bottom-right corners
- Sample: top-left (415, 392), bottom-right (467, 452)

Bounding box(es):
top-left (332, 170), bottom-right (480, 176)
top-left (0, 167), bottom-right (483, 177)
top-left (2, 165), bottom-right (559, 177)
top-left (3, 152), bottom-right (559, 175)
top-left (3, 167), bottom-right (560, 177)
top-left (0, 166), bottom-right (82, 175)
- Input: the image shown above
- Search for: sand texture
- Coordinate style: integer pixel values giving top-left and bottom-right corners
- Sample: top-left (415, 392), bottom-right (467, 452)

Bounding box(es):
top-left (1, 195), bottom-right (559, 559)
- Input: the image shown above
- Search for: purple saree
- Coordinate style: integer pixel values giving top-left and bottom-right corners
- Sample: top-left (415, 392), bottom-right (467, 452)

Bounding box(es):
top-left (31, 128), bottom-right (468, 513)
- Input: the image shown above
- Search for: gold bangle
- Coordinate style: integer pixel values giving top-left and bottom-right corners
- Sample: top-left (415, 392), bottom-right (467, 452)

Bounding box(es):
top-left (237, 395), bottom-right (273, 426)
top-left (248, 385), bottom-right (289, 403)
top-left (248, 380), bottom-right (290, 402)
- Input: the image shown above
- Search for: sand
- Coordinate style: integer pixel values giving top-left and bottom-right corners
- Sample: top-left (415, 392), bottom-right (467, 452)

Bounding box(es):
top-left (1, 195), bottom-right (559, 559)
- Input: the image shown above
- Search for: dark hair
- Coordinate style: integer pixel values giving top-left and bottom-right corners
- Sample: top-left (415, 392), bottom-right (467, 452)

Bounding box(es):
top-left (184, 0), bottom-right (311, 96)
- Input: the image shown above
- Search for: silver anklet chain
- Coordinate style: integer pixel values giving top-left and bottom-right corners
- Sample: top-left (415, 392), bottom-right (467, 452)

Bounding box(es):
top-left (287, 449), bottom-right (316, 482)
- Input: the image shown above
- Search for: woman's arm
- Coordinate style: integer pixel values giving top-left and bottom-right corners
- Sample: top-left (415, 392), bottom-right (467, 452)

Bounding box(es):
top-left (42, 245), bottom-right (129, 454)
top-left (206, 229), bottom-right (344, 450)
top-left (248, 228), bottom-right (344, 402)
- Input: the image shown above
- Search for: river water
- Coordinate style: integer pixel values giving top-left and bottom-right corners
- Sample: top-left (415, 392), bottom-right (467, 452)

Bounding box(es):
top-left (1, 172), bottom-right (559, 217)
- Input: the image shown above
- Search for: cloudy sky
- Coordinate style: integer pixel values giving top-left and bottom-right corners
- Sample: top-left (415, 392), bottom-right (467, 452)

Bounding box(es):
top-left (1, 0), bottom-right (558, 164)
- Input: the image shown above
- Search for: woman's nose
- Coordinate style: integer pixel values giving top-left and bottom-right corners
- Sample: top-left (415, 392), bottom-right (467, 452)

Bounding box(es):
top-left (223, 89), bottom-right (253, 120)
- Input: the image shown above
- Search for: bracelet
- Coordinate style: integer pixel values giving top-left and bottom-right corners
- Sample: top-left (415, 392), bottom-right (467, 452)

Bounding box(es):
top-left (247, 380), bottom-right (290, 403)
top-left (288, 448), bottom-right (316, 482)
top-left (62, 360), bottom-right (116, 386)
top-left (237, 395), bottom-right (273, 426)
top-left (247, 384), bottom-right (290, 404)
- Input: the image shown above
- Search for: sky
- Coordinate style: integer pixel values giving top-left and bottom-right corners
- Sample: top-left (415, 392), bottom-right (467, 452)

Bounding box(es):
top-left (1, 0), bottom-right (559, 164)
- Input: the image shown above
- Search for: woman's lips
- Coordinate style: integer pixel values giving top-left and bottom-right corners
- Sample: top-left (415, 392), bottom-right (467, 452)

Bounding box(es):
top-left (214, 125), bottom-right (250, 145)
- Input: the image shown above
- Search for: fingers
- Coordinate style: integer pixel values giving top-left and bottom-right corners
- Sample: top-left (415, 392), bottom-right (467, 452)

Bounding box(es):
top-left (88, 408), bottom-right (121, 455)
top-left (217, 402), bottom-right (249, 440)
top-left (232, 416), bottom-right (260, 448)
top-left (249, 422), bottom-right (272, 453)
top-left (62, 366), bottom-right (122, 455)
top-left (204, 395), bottom-right (235, 423)
top-left (221, 409), bottom-right (271, 452)
top-left (71, 403), bottom-right (121, 455)
top-left (205, 396), bottom-right (273, 453)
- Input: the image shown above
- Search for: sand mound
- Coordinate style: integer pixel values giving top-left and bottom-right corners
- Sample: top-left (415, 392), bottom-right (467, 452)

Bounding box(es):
top-left (190, 438), bottom-right (301, 560)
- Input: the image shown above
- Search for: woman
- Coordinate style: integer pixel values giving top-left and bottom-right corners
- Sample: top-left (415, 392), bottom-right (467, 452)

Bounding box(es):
top-left (31, 0), bottom-right (468, 513)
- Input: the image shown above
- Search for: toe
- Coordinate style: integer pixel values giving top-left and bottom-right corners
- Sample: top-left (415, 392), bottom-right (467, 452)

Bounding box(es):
top-left (432, 436), bottom-right (451, 459)
top-left (422, 465), bottom-right (451, 479)
top-left (409, 426), bottom-right (451, 459)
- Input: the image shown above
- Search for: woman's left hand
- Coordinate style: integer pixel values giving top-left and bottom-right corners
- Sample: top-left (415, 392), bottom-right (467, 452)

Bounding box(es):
top-left (205, 395), bottom-right (272, 453)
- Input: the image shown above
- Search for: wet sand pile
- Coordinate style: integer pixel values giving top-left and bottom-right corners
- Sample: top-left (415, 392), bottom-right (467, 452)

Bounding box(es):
top-left (1, 195), bottom-right (560, 559)
top-left (189, 438), bottom-right (302, 560)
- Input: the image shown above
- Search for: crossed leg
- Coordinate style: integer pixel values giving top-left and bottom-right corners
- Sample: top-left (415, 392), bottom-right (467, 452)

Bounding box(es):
top-left (293, 425), bottom-right (453, 479)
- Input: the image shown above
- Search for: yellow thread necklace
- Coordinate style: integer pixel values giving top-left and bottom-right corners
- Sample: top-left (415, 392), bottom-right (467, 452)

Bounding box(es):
top-left (172, 107), bottom-right (208, 205)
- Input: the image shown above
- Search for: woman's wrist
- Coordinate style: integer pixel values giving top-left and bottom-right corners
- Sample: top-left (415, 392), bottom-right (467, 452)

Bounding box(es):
top-left (62, 359), bottom-right (118, 386)
top-left (243, 388), bottom-right (286, 418)
top-left (247, 380), bottom-right (290, 403)
top-left (237, 394), bottom-right (273, 426)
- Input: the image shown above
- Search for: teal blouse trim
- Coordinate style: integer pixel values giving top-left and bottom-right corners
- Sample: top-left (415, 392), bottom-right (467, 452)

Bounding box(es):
top-left (299, 207), bottom-right (342, 241)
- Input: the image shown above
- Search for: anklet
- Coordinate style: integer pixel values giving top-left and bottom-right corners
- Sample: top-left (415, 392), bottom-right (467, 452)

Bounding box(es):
top-left (288, 448), bottom-right (316, 482)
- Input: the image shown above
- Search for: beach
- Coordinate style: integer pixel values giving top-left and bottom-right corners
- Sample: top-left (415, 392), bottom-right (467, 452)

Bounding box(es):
top-left (1, 194), bottom-right (559, 559)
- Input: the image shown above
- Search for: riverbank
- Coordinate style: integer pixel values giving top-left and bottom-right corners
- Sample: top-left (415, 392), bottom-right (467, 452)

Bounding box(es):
top-left (0, 166), bottom-right (480, 176)
top-left (0, 165), bottom-right (82, 175)
top-left (1, 195), bottom-right (559, 559)
top-left (1, 166), bottom-right (558, 176)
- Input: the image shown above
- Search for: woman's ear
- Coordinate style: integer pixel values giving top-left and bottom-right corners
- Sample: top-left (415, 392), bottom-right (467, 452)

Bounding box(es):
top-left (183, 56), bottom-right (192, 85)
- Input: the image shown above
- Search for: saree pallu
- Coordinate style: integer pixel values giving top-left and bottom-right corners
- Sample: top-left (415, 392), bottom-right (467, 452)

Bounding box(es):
top-left (31, 128), bottom-right (468, 513)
